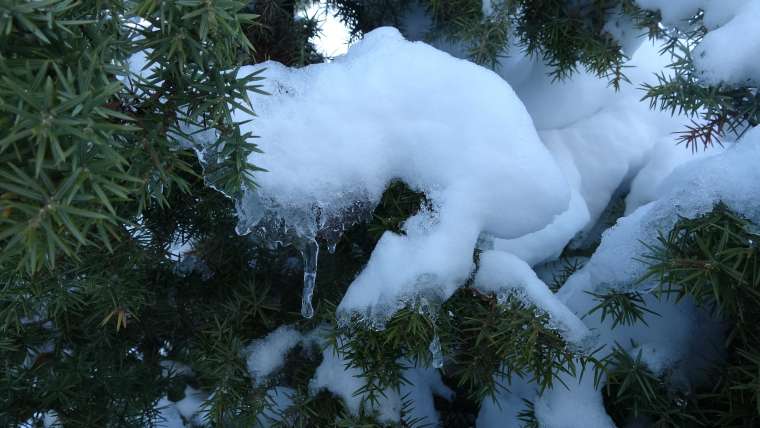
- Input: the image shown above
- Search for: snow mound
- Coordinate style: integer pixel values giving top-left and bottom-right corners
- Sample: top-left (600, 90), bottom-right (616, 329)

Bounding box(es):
top-left (477, 128), bottom-right (760, 428)
top-left (636, 0), bottom-right (760, 85)
top-left (232, 27), bottom-right (571, 322)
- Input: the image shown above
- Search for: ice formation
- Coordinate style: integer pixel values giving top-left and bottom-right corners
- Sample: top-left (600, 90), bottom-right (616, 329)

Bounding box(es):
top-left (428, 334), bottom-right (443, 369)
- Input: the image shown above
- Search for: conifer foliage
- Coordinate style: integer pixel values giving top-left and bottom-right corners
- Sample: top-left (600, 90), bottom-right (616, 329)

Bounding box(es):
top-left (0, 0), bottom-right (270, 425)
top-left (2, 1), bottom-right (760, 427)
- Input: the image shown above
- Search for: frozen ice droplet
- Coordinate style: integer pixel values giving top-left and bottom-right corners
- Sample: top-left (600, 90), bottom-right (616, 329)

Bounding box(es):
top-left (429, 335), bottom-right (443, 368)
top-left (300, 238), bottom-right (319, 319)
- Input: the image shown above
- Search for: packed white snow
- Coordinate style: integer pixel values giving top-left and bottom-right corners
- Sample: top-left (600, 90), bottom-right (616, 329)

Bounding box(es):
top-left (231, 27), bottom-right (571, 322)
top-left (635, 0), bottom-right (760, 85)
top-left (523, 129), bottom-right (760, 428)
top-left (476, 129), bottom-right (760, 428)
top-left (310, 347), bottom-right (398, 421)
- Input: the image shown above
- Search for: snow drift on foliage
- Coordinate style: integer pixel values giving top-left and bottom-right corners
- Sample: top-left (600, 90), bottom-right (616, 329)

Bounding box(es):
top-left (479, 128), bottom-right (760, 428)
top-left (232, 27), bottom-right (571, 321)
top-left (474, 251), bottom-right (590, 344)
top-left (190, 17), bottom-right (754, 426)
top-left (636, 0), bottom-right (760, 85)
top-left (474, 39), bottom-right (689, 266)
top-left (244, 325), bottom-right (303, 385)
top-left (310, 346), bottom-right (453, 424)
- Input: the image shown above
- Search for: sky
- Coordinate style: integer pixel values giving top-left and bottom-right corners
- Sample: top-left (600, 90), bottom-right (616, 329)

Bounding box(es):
top-left (302, 1), bottom-right (351, 58)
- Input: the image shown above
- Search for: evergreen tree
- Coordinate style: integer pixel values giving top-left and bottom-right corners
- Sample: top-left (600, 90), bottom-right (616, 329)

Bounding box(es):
top-left (1, 1), bottom-right (758, 427)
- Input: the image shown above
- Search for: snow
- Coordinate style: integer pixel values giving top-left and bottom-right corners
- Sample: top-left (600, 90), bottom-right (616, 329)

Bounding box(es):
top-left (185, 6), bottom-right (760, 425)
top-left (220, 9), bottom-right (692, 330)
top-left (635, 0), bottom-right (760, 85)
top-left (625, 139), bottom-right (722, 215)
top-left (692, 0), bottom-right (760, 85)
top-left (561, 128), bottom-right (760, 312)
top-left (489, 188), bottom-right (590, 266)
top-left (474, 251), bottom-right (590, 345)
top-left (477, 40), bottom-right (687, 262)
top-left (155, 397), bottom-right (187, 428)
top-left (511, 40), bottom-right (685, 239)
top-left (603, 6), bottom-right (647, 57)
top-left (633, 0), bottom-right (703, 26)
top-left (476, 376), bottom-right (537, 428)
top-left (258, 386), bottom-right (296, 427)
top-left (401, 367), bottom-right (454, 425)
top-left (169, 386), bottom-right (207, 426)
top-left (310, 346), bottom-right (401, 421)
top-left (244, 325), bottom-right (303, 385)
top-left (534, 370), bottom-right (616, 428)
top-left (310, 345), bottom-right (453, 424)
top-left (230, 27), bottom-right (571, 322)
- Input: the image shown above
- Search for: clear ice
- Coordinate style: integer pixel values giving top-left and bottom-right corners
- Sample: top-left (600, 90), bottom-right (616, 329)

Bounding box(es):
top-left (429, 334), bottom-right (443, 369)
top-left (300, 238), bottom-right (319, 319)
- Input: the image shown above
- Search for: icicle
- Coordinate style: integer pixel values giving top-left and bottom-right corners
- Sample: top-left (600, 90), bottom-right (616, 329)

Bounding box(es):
top-left (428, 334), bottom-right (443, 369)
top-left (300, 238), bottom-right (319, 319)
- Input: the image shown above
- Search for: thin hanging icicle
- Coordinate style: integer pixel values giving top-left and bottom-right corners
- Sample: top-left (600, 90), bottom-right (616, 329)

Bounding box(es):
top-left (300, 237), bottom-right (319, 319)
top-left (428, 334), bottom-right (443, 368)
